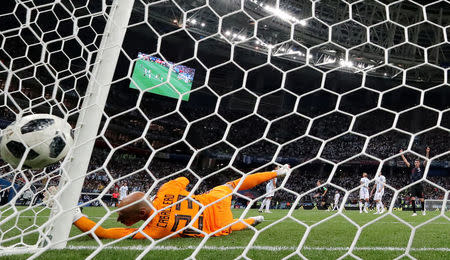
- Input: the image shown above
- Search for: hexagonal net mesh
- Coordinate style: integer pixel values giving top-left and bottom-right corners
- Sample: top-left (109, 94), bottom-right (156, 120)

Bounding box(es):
top-left (0, 0), bottom-right (449, 259)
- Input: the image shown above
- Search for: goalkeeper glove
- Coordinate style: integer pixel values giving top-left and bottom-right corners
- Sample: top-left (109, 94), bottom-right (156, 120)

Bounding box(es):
top-left (42, 186), bottom-right (58, 207)
top-left (43, 186), bottom-right (85, 223)
top-left (276, 164), bottom-right (291, 177)
top-left (73, 207), bottom-right (85, 223)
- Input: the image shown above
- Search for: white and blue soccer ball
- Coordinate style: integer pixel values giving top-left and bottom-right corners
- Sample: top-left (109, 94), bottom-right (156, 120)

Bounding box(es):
top-left (0, 114), bottom-right (74, 169)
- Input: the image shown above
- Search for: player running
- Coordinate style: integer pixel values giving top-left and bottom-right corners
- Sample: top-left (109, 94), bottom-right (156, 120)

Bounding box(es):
top-left (258, 169), bottom-right (277, 213)
top-left (72, 165), bottom-right (291, 239)
top-left (400, 147), bottom-right (430, 216)
top-left (359, 172), bottom-right (370, 213)
top-left (370, 172), bottom-right (386, 214)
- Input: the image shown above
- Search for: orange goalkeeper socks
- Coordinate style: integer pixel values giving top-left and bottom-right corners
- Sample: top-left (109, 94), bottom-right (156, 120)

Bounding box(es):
top-left (228, 171), bottom-right (277, 191)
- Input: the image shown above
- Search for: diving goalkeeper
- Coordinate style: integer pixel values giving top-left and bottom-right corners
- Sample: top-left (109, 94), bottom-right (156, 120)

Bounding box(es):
top-left (72, 165), bottom-right (291, 239)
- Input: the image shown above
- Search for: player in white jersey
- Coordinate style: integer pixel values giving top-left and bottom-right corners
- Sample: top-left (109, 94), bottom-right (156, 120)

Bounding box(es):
top-left (359, 172), bottom-right (370, 213)
top-left (332, 191), bottom-right (340, 211)
top-left (371, 172), bottom-right (386, 214)
top-left (119, 182), bottom-right (129, 202)
top-left (259, 173), bottom-right (277, 213)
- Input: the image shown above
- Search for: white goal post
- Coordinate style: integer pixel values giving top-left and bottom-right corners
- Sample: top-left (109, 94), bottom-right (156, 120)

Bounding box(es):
top-left (45, 0), bottom-right (135, 250)
top-left (0, 0), bottom-right (136, 255)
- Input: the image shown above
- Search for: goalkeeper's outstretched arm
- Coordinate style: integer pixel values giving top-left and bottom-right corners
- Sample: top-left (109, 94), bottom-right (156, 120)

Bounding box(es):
top-left (73, 192), bottom-right (158, 239)
top-left (73, 215), bottom-right (148, 239)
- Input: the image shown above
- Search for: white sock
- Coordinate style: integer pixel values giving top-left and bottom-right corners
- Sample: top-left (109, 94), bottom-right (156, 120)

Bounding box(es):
top-left (364, 202), bottom-right (369, 209)
top-left (259, 199), bottom-right (266, 210)
top-left (378, 202), bottom-right (383, 212)
top-left (265, 199), bottom-right (271, 211)
top-left (359, 201), bottom-right (363, 211)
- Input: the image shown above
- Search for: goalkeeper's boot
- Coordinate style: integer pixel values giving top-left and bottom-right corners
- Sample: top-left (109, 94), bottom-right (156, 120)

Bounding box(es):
top-left (250, 216), bottom-right (264, 227)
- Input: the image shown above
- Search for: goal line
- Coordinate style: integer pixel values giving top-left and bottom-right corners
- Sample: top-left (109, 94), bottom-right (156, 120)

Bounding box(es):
top-left (1, 245), bottom-right (449, 256)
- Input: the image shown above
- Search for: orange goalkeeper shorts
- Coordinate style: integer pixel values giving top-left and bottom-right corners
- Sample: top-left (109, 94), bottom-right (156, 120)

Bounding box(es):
top-left (195, 185), bottom-right (234, 236)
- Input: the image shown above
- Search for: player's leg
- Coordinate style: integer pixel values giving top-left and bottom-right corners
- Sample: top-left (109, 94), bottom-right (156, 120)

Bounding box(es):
top-left (420, 197), bottom-right (425, 215)
top-left (374, 195), bottom-right (382, 214)
top-left (259, 198), bottom-right (266, 212)
top-left (373, 199), bottom-right (379, 214)
top-left (199, 184), bottom-right (264, 234)
top-left (374, 192), bottom-right (380, 213)
top-left (411, 197), bottom-right (417, 216)
top-left (373, 192), bottom-right (380, 214)
top-left (379, 200), bottom-right (384, 213)
top-left (265, 197), bottom-right (272, 213)
top-left (359, 190), bottom-right (364, 213)
top-left (419, 186), bottom-right (425, 215)
top-left (322, 198), bottom-right (328, 211)
top-left (379, 192), bottom-right (385, 213)
top-left (411, 184), bottom-right (421, 216)
top-left (364, 198), bottom-right (369, 213)
top-left (204, 167), bottom-right (288, 234)
top-left (230, 216), bottom-right (264, 231)
top-left (227, 171), bottom-right (277, 191)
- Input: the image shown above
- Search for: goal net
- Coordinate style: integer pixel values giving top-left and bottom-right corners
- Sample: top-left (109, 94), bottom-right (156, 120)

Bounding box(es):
top-left (0, 0), bottom-right (449, 259)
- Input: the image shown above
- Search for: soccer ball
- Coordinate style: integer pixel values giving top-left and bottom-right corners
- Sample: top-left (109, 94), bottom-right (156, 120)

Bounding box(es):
top-left (0, 114), bottom-right (74, 169)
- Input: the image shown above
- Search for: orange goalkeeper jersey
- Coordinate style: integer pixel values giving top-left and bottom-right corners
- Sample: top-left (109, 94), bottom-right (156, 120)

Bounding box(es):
top-left (133, 177), bottom-right (234, 239)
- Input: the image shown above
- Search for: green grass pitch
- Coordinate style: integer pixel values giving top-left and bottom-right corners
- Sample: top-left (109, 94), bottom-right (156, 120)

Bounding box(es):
top-left (129, 59), bottom-right (192, 101)
top-left (1, 207), bottom-right (449, 259)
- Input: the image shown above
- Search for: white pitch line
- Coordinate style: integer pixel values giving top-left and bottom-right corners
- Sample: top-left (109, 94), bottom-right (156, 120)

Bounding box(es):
top-left (263, 220), bottom-right (450, 225)
top-left (62, 245), bottom-right (450, 252)
top-left (1, 246), bottom-right (448, 257)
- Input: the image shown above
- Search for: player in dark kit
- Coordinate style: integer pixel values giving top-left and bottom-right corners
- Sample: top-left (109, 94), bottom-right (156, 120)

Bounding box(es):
top-left (400, 147), bottom-right (430, 216)
top-left (314, 180), bottom-right (328, 210)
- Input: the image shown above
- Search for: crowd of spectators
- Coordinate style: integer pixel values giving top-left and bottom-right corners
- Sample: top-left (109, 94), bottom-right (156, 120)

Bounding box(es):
top-left (137, 53), bottom-right (195, 82)
top-left (0, 72), bottom-right (449, 209)
top-left (55, 150), bottom-right (450, 208)
top-left (0, 139), bottom-right (448, 209)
